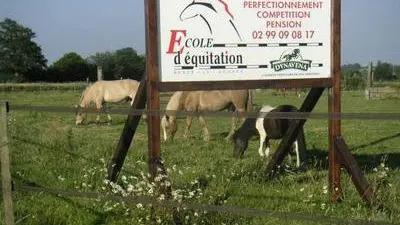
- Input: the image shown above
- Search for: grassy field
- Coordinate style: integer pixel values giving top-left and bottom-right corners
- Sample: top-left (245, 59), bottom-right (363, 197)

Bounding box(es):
top-left (1, 89), bottom-right (400, 224)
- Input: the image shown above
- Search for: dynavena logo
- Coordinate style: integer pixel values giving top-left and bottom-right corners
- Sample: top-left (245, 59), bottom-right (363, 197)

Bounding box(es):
top-left (270, 49), bottom-right (312, 72)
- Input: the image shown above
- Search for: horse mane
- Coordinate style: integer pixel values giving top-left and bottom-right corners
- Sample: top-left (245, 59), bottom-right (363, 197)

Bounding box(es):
top-left (164, 91), bottom-right (187, 122)
top-left (78, 83), bottom-right (94, 106)
top-left (232, 117), bottom-right (257, 141)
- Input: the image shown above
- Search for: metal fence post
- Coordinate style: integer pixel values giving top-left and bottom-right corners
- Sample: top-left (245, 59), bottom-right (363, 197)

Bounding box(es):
top-left (1, 101), bottom-right (14, 225)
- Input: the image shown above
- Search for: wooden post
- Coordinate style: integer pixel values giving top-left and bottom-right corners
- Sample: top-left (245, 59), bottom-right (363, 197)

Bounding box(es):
top-left (107, 75), bottom-right (147, 182)
top-left (1, 101), bottom-right (14, 225)
top-left (365, 62), bottom-right (372, 99)
top-left (97, 66), bottom-right (103, 81)
top-left (145, 0), bottom-right (161, 179)
top-left (328, 0), bottom-right (343, 202)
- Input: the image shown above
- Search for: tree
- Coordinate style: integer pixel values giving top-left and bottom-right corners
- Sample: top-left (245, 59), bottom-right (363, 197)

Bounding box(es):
top-left (114, 47), bottom-right (145, 80)
top-left (374, 61), bottom-right (396, 81)
top-left (0, 18), bottom-right (47, 81)
top-left (86, 51), bottom-right (117, 80)
top-left (87, 47), bottom-right (145, 81)
top-left (48, 52), bottom-right (92, 82)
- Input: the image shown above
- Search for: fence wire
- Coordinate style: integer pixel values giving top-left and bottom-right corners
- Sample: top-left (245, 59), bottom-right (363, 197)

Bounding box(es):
top-left (8, 104), bottom-right (400, 120)
top-left (5, 102), bottom-right (400, 225)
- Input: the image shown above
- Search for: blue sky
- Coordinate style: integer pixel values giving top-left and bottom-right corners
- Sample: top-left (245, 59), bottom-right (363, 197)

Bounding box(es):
top-left (1, 0), bottom-right (399, 66)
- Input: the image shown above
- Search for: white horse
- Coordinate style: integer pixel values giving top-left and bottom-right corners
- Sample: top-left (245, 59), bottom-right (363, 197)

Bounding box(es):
top-left (232, 105), bottom-right (307, 168)
top-left (75, 79), bottom-right (140, 125)
top-left (180, 0), bottom-right (242, 42)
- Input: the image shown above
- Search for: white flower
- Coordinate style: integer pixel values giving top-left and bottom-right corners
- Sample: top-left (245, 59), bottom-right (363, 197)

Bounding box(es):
top-left (136, 203), bottom-right (143, 209)
top-left (300, 188), bottom-right (304, 192)
top-left (57, 175), bottom-right (65, 181)
top-left (121, 175), bottom-right (127, 182)
top-left (127, 184), bottom-right (134, 192)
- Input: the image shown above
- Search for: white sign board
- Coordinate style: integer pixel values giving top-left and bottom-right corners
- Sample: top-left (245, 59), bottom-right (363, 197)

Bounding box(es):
top-left (158, 0), bottom-right (331, 82)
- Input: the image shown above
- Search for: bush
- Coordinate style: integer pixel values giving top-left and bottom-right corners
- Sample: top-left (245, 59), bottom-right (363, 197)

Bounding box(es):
top-left (342, 75), bottom-right (365, 90)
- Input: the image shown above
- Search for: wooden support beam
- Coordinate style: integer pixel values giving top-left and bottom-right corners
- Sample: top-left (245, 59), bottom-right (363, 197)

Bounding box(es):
top-left (145, 0), bottom-right (161, 179)
top-left (107, 76), bottom-right (147, 182)
top-left (334, 136), bottom-right (375, 205)
top-left (329, 0), bottom-right (343, 203)
top-left (265, 87), bottom-right (325, 179)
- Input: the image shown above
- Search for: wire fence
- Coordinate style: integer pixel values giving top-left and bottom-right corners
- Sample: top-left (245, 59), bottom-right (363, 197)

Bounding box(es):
top-left (3, 101), bottom-right (400, 225)
top-left (8, 104), bottom-right (400, 120)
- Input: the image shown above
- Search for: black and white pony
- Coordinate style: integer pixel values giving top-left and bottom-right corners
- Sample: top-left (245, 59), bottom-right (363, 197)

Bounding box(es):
top-left (232, 105), bottom-right (307, 168)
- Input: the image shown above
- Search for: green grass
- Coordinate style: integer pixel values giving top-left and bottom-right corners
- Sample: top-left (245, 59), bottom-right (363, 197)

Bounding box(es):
top-left (1, 89), bottom-right (400, 224)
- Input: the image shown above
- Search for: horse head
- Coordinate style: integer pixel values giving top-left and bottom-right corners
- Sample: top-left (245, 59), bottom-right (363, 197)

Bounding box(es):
top-left (161, 115), bottom-right (178, 141)
top-left (75, 105), bottom-right (85, 125)
top-left (232, 130), bottom-right (248, 158)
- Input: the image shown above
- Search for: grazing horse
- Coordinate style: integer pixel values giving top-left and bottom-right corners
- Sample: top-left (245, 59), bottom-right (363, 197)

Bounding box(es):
top-left (232, 105), bottom-right (307, 168)
top-left (75, 79), bottom-right (140, 125)
top-left (161, 90), bottom-right (253, 141)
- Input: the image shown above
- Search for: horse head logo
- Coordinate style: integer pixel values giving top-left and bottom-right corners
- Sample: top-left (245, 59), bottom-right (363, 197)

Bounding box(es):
top-left (179, 0), bottom-right (242, 41)
top-left (281, 49), bottom-right (302, 61)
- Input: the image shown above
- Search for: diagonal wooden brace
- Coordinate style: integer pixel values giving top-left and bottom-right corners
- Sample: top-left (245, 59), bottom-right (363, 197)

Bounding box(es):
top-left (107, 74), bottom-right (148, 182)
top-left (265, 87), bottom-right (325, 179)
top-left (334, 135), bottom-right (375, 206)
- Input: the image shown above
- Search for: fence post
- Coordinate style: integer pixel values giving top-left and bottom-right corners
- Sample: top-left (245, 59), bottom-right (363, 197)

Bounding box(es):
top-left (97, 66), bottom-right (103, 81)
top-left (365, 62), bottom-right (372, 99)
top-left (1, 101), bottom-right (14, 225)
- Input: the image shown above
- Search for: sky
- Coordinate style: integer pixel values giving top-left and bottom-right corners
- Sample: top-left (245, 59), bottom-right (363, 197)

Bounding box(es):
top-left (1, 0), bottom-right (400, 66)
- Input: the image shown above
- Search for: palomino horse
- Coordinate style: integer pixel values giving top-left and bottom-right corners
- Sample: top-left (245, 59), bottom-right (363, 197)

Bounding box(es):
top-left (161, 90), bottom-right (253, 141)
top-left (232, 105), bottom-right (307, 168)
top-left (75, 79), bottom-right (140, 125)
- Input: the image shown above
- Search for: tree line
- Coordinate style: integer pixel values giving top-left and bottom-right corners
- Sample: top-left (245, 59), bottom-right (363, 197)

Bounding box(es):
top-left (0, 18), bottom-right (399, 84)
top-left (0, 18), bottom-right (145, 82)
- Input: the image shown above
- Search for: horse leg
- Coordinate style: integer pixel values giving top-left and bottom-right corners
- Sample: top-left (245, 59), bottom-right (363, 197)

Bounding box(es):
top-left (264, 139), bottom-right (271, 158)
top-left (103, 104), bottom-right (112, 123)
top-left (183, 116), bottom-right (193, 139)
top-left (95, 100), bottom-right (103, 123)
top-left (257, 127), bottom-right (267, 157)
top-left (225, 116), bottom-right (237, 140)
top-left (294, 140), bottom-right (300, 168)
top-left (256, 117), bottom-right (267, 157)
top-left (198, 115), bottom-right (210, 141)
